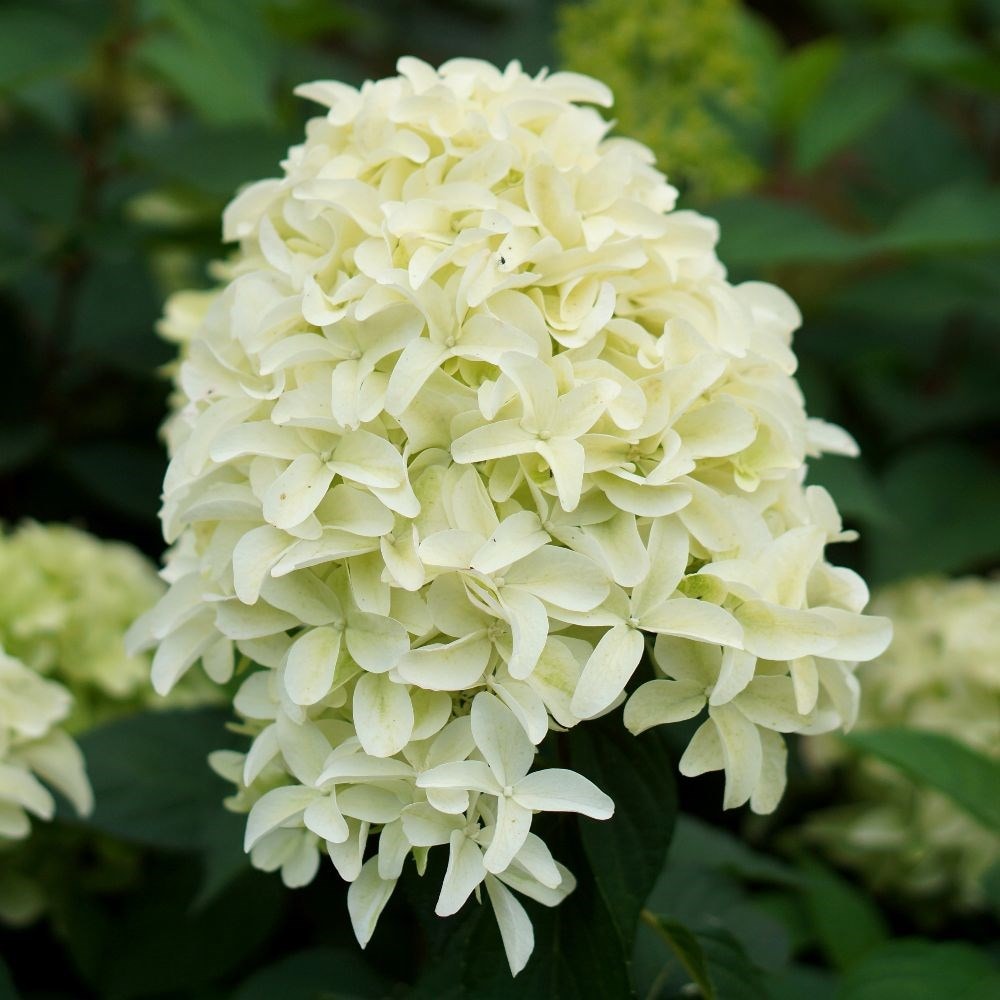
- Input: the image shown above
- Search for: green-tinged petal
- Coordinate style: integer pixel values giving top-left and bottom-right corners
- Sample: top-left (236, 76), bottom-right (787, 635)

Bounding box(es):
top-left (452, 418), bottom-right (535, 464)
top-left (353, 673), bottom-right (413, 757)
top-left (642, 597), bottom-right (743, 647)
top-left (263, 454), bottom-right (335, 530)
top-left (347, 858), bottom-right (396, 947)
top-left (284, 626), bottom-right (342, 706)
top-left (736, 600), bottom-right (837, 660)
top-left (624, 678), bottom-right (706, 734)
top-left (396, 634), bottom-right (492, 691)
top-left (708, 704), bottom-right (763, 810)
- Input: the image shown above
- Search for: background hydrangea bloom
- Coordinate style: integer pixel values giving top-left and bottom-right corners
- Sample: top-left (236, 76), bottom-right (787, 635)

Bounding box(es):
top-left (806, 576), bottom-right (1000, 907)
top-left (0, 522), bottom-right (209, 730)
top-left (129, 56), bottom-right (889, 974)
top-left (557, 0), bottom-right (778, 202)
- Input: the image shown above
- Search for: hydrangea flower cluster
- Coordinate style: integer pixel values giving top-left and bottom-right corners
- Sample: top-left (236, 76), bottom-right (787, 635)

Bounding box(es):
top-left (0, 522), bottom-right (168, 729)
top-left (557, 0), bottom-right (776, 201)
top-left (129, 57), bottom-right (890, 974)
top-left (0, 648), bottom-right (92, 842)
top-left (807, 576), bottom-right (1000, 906)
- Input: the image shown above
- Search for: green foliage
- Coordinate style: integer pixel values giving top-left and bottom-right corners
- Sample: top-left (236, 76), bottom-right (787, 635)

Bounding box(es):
top-left (843, 728), bottom-right (1000, 833)
top-left (568, 725), bottom-right (678, 949)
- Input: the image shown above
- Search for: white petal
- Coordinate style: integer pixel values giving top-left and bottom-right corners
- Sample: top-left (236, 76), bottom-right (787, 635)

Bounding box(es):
top-left (471, 692), bottom-right (535, 786)
top-left (678, 719), bottom-right (725, 777)
top-left (513, 768), bottom-right (614, 819)
top-left (708, 649), bottom-right (757, 706)
top-left (345, 612), bottom-right (409, 673)
top-left (232, 525), bottom-right (290, 604)
top-left (500, 587), bottom-right (549, 680)
top-left (401, 803), bottom-right (463, 847)
top-left (303, 794), bottom-right (349, 844)
top-left (483, 795), bottom-right (532, 873)
top-left (750, 730), bottom-right (787, 815)
top-left (571, 624), bottom-right (644, 719)
top-left (507, 546), bottom-right (609, 612)
top-left (436, 830), bottom-right (487, 916)
top-left (244, 785), bottom-right (318, 850)
top-left (418, 760), bottom-right (498, 795)
top-left (811, 608), bottom-right (893, 662)
top-left (485, 875), bottom-right (534, 977)
top-left (347, 858), bottom-right (396, 948)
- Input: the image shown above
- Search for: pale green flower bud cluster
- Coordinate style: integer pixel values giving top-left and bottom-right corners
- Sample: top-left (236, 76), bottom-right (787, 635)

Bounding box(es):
top-left (557, 0), bottom-right (776, 202)
top-left (0, 647), bottom-right (92, 842)
top-left (0, 522), bottom-right (167, 730)
top-left (808, 576), bottom-right (1000, 906)
top-left (129, 57), bottom-right (888, 974)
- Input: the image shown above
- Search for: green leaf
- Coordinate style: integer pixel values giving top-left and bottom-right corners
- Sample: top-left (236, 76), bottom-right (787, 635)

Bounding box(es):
top-left (234, 947), bottom-right (392, 1000)
top-left (61, 442), bottom-right (165, 524)
top-left (774, 37), bottom-right (843, 126)
top-left (136, 0), bottom-right (277, 126)
top-left (463, 862), bottom-right (633, 998)
top-left (73, 707), bottom-right (240, 850)
top-left (0, 425), bottom-right (48, 475)
top-left (793, 55), bottom-right (908, 173)
top-left (797, 858), bottom-right (888, 971)
top-left (668, 816), bottom-right (799, 886)
top-left (767, 964), bottom-right (838, 1000)
top-left (806, 456), bottom-right (891, 529)
top-left (98, 863), bottom-right (285, 1000)
top-left (0, 957), bottom-right (19, 1000)
top-left (868, 444), bottom-right (1000, 582)
top-left (643, 916), bottom-right (769, 1000)
top-left (0, 5), bottom-right (92, 91)
top-left (568, 724), bottom-right (678, 950)
top-left (711, 197), bottom-right (866, 268)
top-left (839, 939), bottom-right (1000, 1000)
top-left (843, 728), bottom-right (1000, 833)
top-left (873, 184), bottom-right (1000, 255)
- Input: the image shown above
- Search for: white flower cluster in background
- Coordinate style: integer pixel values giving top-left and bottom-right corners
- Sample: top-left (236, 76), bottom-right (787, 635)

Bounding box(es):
top-left (0, 648), bottom-right (92, 841)
top-left (807, 576), bottom-right (1000, 906)
top-left (0, 522), bottom-right (169, 729)
top-left (129, 57), bottom-right (890, 974)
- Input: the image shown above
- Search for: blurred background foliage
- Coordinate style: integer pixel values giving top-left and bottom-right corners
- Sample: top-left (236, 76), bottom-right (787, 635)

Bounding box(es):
top-left (0, 1), bottom-right (998, 998)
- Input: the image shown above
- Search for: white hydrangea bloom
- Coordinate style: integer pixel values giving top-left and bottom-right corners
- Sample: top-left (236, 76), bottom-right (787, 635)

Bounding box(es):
top-left (130, 57), bottom-right (889, 974)
top-left (0, 648), bottom-right (92, 841)
top-left (807, 576), bottom-right (1000, 906)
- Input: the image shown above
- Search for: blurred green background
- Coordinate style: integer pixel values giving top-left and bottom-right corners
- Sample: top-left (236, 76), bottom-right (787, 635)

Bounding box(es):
top-left (0, 1), bottom-right (998, 998)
